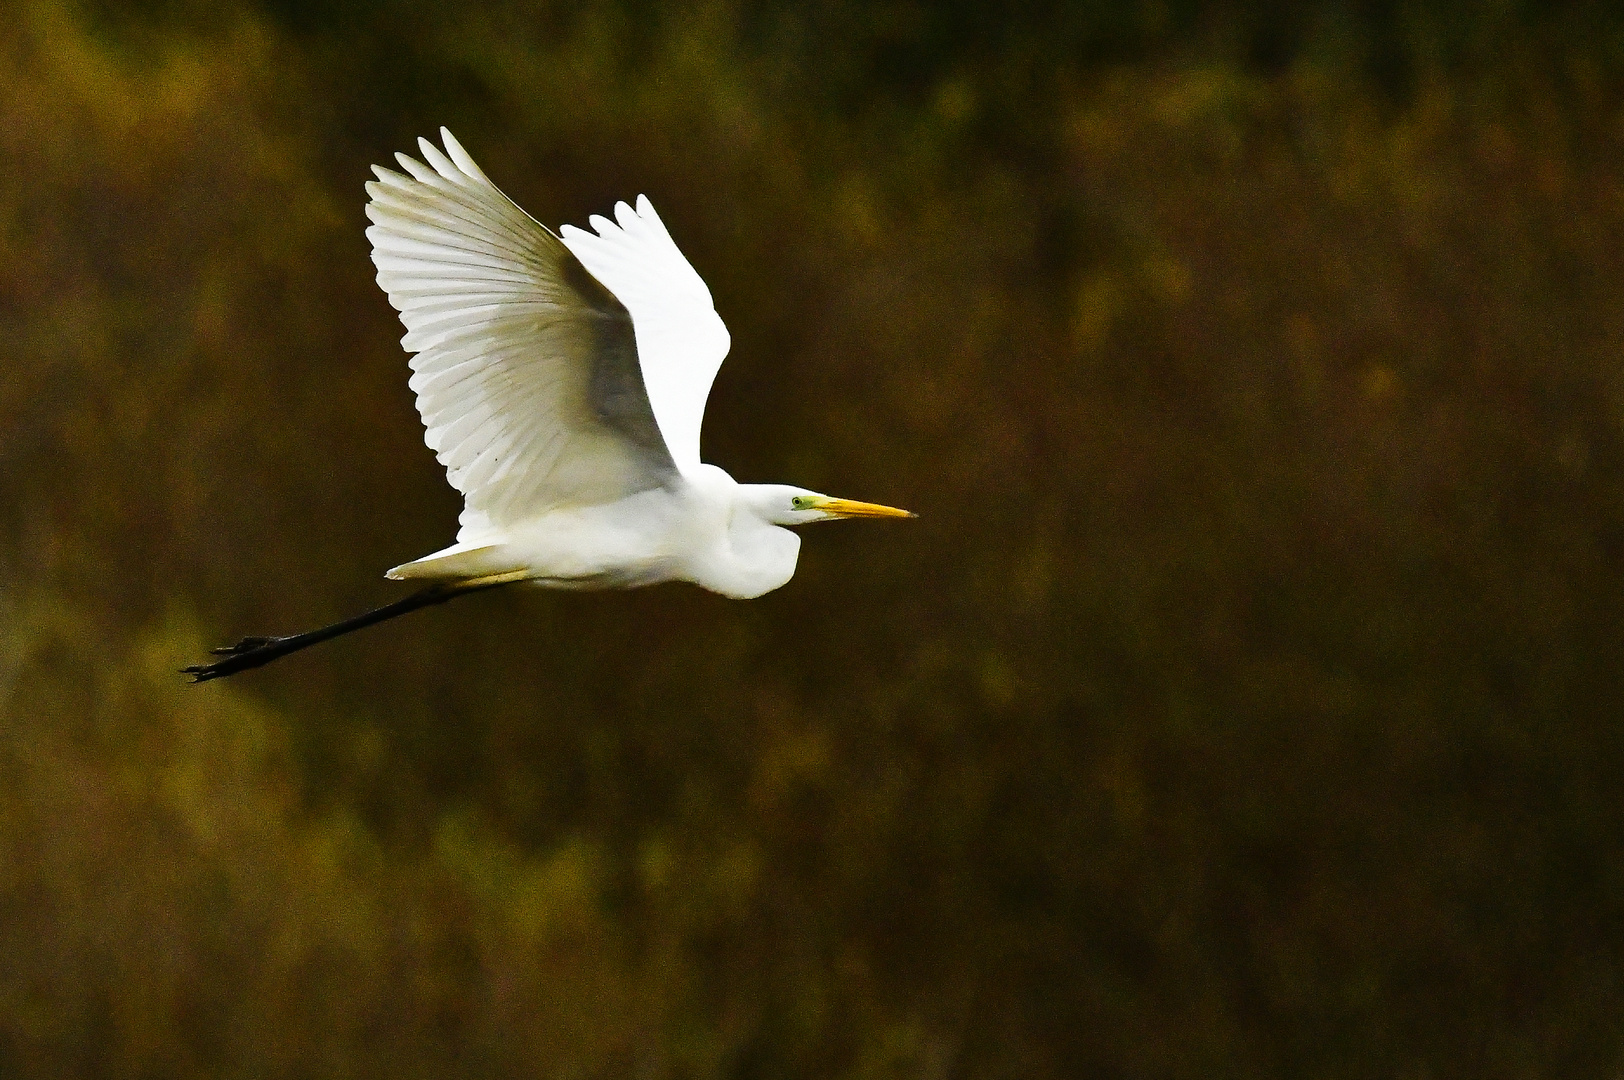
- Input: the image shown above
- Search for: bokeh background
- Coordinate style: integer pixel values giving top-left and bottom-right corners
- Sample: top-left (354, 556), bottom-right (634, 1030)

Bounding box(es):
top-left (3, 0), bottom-right (1624, 1075)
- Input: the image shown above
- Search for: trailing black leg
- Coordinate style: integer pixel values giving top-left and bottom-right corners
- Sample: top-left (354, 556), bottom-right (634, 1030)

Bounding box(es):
top-left (183, 581), bottom-right (510, 683)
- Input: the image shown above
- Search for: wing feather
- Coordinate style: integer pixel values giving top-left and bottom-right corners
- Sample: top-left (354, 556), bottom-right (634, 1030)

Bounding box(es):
top-left (366, 128), bottom-right (678, 538)
top-left (559, 195), bottom-right (730, 471)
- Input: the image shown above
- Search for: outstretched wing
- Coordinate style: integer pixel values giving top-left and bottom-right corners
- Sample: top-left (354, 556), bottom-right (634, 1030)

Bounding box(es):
top-left (366, 128), bottom-right (677, 539)
top-left (559, 196), bottom-right (731, 472)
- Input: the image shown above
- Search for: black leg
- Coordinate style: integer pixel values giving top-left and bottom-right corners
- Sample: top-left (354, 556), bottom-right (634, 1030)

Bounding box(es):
top-left (183, 581), bottom-right (510, 682)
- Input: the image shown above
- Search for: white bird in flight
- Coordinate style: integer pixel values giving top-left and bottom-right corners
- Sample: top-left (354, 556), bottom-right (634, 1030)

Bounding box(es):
top-left (186, 128), bottom-right (912, 681)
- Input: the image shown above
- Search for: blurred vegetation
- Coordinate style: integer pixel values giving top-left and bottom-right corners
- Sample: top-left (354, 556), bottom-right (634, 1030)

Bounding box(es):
top-left (4, 0), bottom-right (1624, 1075)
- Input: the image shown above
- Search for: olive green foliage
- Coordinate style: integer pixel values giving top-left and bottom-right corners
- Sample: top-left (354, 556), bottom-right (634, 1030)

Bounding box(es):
top-left (3, 0), bottom-right (1624, 1075)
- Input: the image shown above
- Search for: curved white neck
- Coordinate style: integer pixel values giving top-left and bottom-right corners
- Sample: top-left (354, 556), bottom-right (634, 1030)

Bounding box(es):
top-left (677, 471), bottom-right (803, 599)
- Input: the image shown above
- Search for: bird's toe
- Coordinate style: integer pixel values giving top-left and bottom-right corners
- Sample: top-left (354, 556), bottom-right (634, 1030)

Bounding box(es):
top-left (211, 636), bottom-right (280, 656)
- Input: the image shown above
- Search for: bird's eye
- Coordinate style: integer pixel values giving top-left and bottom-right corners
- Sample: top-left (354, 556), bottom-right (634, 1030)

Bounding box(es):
top-left (791, 496), bottom-right (813, 510)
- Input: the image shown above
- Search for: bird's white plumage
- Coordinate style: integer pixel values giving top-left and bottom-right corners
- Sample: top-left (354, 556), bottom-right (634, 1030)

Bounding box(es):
top-left (559, 199), bottom-right (730, 472)
top-left (366, 128), bottom-right (730, 543)
top-left (358, 129), bottom-right (910, 600)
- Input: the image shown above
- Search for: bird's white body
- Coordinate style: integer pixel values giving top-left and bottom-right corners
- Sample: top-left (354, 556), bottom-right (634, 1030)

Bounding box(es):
top-left (390, 466), bottom-right (804, 599)
top-left (365, 130), bottom-right (908, 601)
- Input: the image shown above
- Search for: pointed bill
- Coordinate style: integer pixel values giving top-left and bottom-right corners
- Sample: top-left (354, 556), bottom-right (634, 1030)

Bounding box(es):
top-left (815, 497), bottom-right (915, 519)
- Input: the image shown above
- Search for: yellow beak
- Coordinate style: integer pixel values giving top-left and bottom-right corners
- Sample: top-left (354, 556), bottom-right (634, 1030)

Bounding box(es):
top-left (817, 497), bottom-right (916, 520)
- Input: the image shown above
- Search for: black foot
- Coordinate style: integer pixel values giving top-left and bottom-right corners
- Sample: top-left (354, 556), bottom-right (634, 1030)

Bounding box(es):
top-left (182, 635), bottom-right (294, 683)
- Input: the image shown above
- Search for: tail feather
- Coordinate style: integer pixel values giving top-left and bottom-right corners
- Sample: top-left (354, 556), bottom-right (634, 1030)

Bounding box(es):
top-left (385, 543), bottom-right (522, 582)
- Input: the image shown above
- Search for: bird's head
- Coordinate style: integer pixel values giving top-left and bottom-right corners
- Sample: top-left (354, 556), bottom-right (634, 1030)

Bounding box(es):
top-left (749, 485), bottom-right (915, 527)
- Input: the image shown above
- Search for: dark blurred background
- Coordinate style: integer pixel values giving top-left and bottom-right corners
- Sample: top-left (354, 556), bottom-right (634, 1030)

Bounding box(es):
top-left (3, 0), bottom-right (1623, 1075)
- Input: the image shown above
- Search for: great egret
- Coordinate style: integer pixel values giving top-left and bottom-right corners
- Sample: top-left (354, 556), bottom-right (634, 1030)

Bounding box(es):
top-left (184, 128), bottom-right (912, 682)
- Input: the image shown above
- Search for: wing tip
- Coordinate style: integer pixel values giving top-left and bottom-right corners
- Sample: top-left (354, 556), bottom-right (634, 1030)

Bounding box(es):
top-left (439, 126), bottom-right (492, 185)
top-left (417, 136), bottom-right (462, 184)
